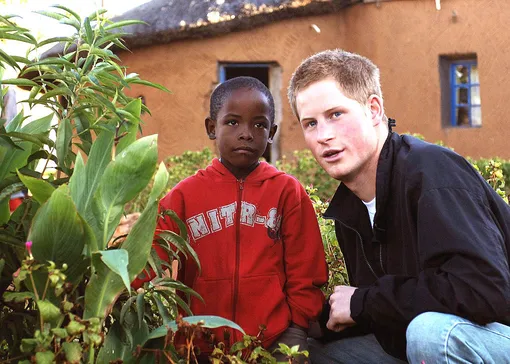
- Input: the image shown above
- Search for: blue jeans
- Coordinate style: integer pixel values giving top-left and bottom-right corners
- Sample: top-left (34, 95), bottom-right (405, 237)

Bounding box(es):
top-left (406, 312), bottom-right (510, 364)
top-left (309, 312), bottom-right (510, 364)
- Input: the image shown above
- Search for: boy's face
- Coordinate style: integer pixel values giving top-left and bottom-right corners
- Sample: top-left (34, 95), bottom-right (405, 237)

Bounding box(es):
top-left (296, 78), bottom-right (382, 183)
top-left (205, 87), bottom-right (277, 179)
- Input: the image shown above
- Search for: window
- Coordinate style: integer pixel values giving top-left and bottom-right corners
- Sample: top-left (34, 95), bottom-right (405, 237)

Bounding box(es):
top-left (439, 55), bottom-right (481, 127)
top-left (217, 63), bottom-right (281, 163)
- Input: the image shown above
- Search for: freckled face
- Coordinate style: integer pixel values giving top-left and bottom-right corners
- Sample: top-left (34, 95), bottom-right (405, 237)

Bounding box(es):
top-left (296, 78), bottom-right (380, 183)
top-left (206, 88), bottom-right (277, 179)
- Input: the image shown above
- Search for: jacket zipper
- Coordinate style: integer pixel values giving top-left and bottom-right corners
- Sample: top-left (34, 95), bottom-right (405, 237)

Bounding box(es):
top-left (336, 219), bottom-right (379, 280)
top-left (232, 179), bottom-right (244, 338)
top-left (379, 244), bottom-right (386, 275)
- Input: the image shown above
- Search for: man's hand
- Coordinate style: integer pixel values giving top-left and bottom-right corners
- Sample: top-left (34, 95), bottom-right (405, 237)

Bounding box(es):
top-left (326, 285), bottom-right (357, 332)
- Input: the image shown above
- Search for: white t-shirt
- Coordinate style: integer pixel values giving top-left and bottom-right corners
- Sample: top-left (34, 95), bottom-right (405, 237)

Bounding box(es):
top-left (362, 198), bottom-right (376, 227)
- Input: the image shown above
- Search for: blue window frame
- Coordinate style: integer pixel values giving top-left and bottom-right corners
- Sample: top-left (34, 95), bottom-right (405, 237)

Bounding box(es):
top-left (450, 60), bottom-right (481, 127)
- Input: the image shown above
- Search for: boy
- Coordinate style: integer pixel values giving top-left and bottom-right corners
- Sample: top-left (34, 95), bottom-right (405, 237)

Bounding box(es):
top-left (154, 77), bottom-right (327, 357)
top-left (287, 49), bottom-right (510, 363)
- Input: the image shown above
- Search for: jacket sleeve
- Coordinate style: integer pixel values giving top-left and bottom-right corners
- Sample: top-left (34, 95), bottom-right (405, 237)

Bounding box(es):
top-left (131, 189), bottom-right (184, 289)
top-left (282, 183), bottom-right (328, 329)
top-left (351, 187), bottom-right (510, 330)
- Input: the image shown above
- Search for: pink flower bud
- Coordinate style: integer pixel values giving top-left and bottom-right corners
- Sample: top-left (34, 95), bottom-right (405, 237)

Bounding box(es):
top-left (25, 241), bottom-right (33, 258)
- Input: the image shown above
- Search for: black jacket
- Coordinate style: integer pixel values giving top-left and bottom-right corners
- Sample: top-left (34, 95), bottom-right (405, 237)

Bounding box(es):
top-left (321, 132), bottom-right (510, 359)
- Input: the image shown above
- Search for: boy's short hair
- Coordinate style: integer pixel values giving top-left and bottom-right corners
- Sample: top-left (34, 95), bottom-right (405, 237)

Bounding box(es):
top-left (287, 49), bottom-right (383, 118)
top-left (210, 76), bottom-right (275, 124)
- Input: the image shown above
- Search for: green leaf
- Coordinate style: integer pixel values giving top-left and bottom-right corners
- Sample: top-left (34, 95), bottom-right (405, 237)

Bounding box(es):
top-left (84, 187), bottom-right (159, 320)
top-left (97, 319), bottom-right (148, 363)
top-left (17, 171), bottom-right (55, 204)
top-left (35, 351), bottom-right (55, 364)
top-left (5, 110), bottom-right (27, 132)
top-left (28, 185), bottom-right (90, 286)
top-left (30, 57), bottom-right (76, 68)
top-left (3, 291), bottom-right (35, 303)
top-left (116, 98), bottom-right (141, 155)
top-left (96, 249), bottom-right (131, 293)
top-left (125, 78), bottom-right (171, 93)
top-left (136, 292), bottom-right (144, 329)
top-left (62, 342), bottom-right (82, 363)
top-left (94, 135), bottom-right (157, 248)
top-left (149, 162), bottom-right (169, 204)
top-left (104, 20), bottom-right (146, 31)
top-left (36, 300), bottom-right (63, 328)
top-left (69, 130), bottom-right (114, 216)
top-left (0, 48), bottom-right (22, 70)
top-left (33, 10), bottom-right (65, 21)
top-left (56, 118), bottom-right (72, 168)
top-left (84, 17), bottom-right (94, 44)
top-left (37, 36), bottom-right (74, 48)
top-left (51, 5), bottom-right (81, 23)
top-left (142, 316), bottom-right (245, 346)
top-left (20, 113), bottom-right (53, 134)
top-left (0, 78), bottom-right (38, 87)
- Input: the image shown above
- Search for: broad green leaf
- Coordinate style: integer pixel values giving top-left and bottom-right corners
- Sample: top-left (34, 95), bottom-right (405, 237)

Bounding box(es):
top-left (69, 151), bottom-right (85, 206)
top-left (62, 342), bottom-right (82, 363)
top-left (3, 291), bottom-right (35, 303)
top-left (116, 98), bottom-right (141, 155)
top-left (84, 192), bottom-right (159, 320)
top-left (35, 351), bottom-right (55, 364)
top-left (72, 130), bottom-right (113, 214)
top-left (36, 300), bottom-right (63, 328)
top-left (5, 110), bottom-right (26, 132)
top-left (0, 139), bottom-right (31, 182)
top-left (39, 87), bottom-right (73, 101)
top-left (97, 316), bottom-right (148, 363)
top-left (20, 113), bottom-right (53, 134)
top-left (149, 162), bottom-right (169, 204)
top-left (142, 316), bottom-right (245, 347)
top-left (0, 198), bottom-right (10, 225)
top-left (17, 171), bottom-right (54, 204)
top-left (28, 185), bottom-right (90, 285)
top-left (96, 249), bottom-right (131, 293)
top-left (56, 118), bottom-right (72, 168)
top-left (94, 135), bottom-right (157, 248)
top-left (0, 78), bottom-right (38, 87)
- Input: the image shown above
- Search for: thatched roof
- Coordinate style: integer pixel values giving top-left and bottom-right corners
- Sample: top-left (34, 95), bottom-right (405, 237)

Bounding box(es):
top-left (108, 0), bottom-right (359, 48)
top-left (39, 0), bottom-right (359, 60)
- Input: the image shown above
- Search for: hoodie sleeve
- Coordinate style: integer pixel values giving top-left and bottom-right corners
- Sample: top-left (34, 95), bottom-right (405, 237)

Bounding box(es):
top-left (131, 188), bottom-right (185, 289)
top-left (351, 186), bottom-right (510, 331)
top-left (282, 181), bottom-right (328, 329)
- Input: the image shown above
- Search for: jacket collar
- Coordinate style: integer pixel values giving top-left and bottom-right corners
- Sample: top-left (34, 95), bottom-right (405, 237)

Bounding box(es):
top-left (324, 131), bottom-right (400, 242)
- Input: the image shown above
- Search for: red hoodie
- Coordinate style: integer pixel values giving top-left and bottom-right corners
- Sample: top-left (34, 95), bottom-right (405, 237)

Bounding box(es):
top-left (151, 158), bottom-right (327, 347)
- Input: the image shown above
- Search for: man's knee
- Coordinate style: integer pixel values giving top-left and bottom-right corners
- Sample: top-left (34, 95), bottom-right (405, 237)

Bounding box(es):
top-left (406, 312), bottom-right (445, 358)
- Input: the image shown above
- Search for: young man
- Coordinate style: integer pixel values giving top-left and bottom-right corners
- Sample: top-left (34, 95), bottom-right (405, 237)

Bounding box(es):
top-left (288, 49), bottom-right (510, 363)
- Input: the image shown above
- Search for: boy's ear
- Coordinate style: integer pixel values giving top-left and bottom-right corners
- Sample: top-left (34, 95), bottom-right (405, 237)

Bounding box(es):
top-left (205, 117), bottom-right (216, 140)
top-left (267, 124), bottom-right (278, 144)
top-left (368, 95), bottom-right (384, 126)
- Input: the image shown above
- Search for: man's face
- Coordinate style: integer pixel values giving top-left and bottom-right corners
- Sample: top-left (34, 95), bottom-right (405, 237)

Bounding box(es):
top-left (296, 78), bottom-right (381, 183)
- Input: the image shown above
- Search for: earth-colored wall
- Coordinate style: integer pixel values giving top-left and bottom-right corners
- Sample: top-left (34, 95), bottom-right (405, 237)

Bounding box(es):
top-left (120, 0), bottom-right (510, 161)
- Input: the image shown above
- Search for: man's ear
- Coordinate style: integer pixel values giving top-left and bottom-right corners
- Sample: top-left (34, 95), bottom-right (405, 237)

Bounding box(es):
top-left (205, 117), bottom-right (216, 140)
top-left (368, 95), bottom-right (384, 126)
top-left (267, 124), bottom-right (278, 144)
